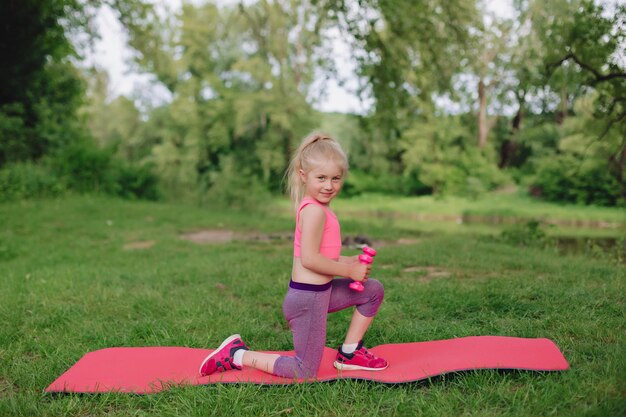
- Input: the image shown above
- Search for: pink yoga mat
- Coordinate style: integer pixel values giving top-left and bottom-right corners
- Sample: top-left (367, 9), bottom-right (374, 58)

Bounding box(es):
top-left (46, 336), bottom-right (569, 394)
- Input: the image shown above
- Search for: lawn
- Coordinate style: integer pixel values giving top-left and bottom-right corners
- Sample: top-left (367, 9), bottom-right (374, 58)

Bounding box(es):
top-left (0, 195), bottom-right (624, 416)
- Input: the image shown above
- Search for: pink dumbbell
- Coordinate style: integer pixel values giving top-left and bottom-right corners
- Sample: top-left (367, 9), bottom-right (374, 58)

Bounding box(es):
top-left (349, 246), bottom-right (377, 291)
top-left (362, 246), bottom-right (377, 258)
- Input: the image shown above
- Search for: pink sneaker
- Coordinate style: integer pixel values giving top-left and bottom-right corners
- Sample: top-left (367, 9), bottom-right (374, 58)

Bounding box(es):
top-left (199, 334), bottom-right (249, 376)
top-left (333, 341), bottom-right (388, 371)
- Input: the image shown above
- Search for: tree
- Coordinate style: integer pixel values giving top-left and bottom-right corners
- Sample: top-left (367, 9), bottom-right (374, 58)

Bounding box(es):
top-left (470, 16), bottom-right (513, 149)
top-left (525, 0), bottom-right (626, 203)
top-left (0, 0), bottom-right (89, 165)
top-left (324, 0), bottom-right (480, 174)
top-left (0, 0), bottom-right (154, 166)
top-left (116, 0), bottom-right (330, 193)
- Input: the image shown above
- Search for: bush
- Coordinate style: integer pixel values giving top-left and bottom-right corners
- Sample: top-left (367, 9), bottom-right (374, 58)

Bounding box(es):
top-left (56, 141), bottom-right (160, 200)
top-left (0, 141), bottom-right (160, 201)
top-left (201, 155), bottom-right (270, 210)
top-left (500, 220), bottom-right (549, 248)
top-left (111, 161), bottom-right (160, 201)
top-left (50, 141), bottom-right (118, 194)
top-left (531, 154), bottom-right (623, 207)
top-left (342, 169), bottom-right (431, 197)
top-left (0, 162), bottom-right (64, 202)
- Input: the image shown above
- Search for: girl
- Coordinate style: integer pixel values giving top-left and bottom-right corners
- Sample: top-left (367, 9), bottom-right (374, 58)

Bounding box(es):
top-left (199, 133), bottom-right (387, 378)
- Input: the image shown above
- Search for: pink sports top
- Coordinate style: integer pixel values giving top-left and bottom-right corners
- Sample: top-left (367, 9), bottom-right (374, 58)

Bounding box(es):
top-left (293, 197), bottom-right (342, 259)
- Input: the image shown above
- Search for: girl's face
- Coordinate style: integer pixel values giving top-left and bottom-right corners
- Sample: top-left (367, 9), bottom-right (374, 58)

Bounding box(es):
top-left (299, 160), bottom-right (344, 205)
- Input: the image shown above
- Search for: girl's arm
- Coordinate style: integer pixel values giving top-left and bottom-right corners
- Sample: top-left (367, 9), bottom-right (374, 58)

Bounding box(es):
top-left (299, 205), bottom-right (370, 281)
top-left (338, 255), bottom-right (359, 264)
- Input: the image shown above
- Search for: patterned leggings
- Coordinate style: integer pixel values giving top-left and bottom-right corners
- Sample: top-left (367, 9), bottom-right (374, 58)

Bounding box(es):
top-left (272, 277), bottom-right (384, 378)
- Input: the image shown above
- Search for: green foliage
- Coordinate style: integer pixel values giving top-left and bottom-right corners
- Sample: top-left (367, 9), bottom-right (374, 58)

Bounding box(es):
top-left (50, 141), bottom-right (118, 193)
top-left (113, 161), bottom-right (161, 201)
top-left (47, 140), bottom-right (160, 200)
top-left (334, 0), bottom-right (479, 164)
top-left (400, 115), bottom-right (510, 198)
top-left (201, 155), bottom-right (270, 210)
top-left (500, 220), bottom-right (548, 247)
top-left (532, 154), bottom-right (622, 206)
top-left (342, 169), bottom-right (431, 197)
top-left (0, 104), bottom-right (28, 163)
top-left (115, 1), bottom-right (325, 202)
top-left (8, 0), bottom-right (611, 210)
top-left (0, 0), bottom-right (155, 167)
top-left (0, 0), bottom-right (95, 165)
top-left (542, 0), bottom-right (625, 123)
top-left (530, 93), bottom-right (625, 207)
top-left (0, 61), bottom-right (87, 165)
top-left (0, 162), bottom-right (64, 202)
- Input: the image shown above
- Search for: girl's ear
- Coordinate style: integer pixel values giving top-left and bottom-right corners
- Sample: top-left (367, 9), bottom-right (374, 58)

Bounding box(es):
top-left (298, 169), bottom-right (307, 183)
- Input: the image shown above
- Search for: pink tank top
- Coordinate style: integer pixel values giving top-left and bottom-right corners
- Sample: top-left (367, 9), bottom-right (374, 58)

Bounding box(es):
top-left (293, 197), bottom-right (342, 259)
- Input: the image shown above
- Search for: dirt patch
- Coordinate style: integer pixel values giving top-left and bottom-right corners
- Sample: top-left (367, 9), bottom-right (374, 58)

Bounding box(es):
top-left (180, 229), bottom-right (293, 244)
top-left (180, 230), bottom-right (235, 244)
top-left (402, 266), bottom-right (451, 282)
top-left (395, 238), bottom-right (421, 246)
top-left (214, 282), bottom-right (237, 300)
top-left (0, 376), bottom-right (18, 398)
top-left (246, 231), bottom-right (293, 243)
top-left (343, 236), bottom-right (422, 248)
top-left (123, 240), bottom-right (156, 250)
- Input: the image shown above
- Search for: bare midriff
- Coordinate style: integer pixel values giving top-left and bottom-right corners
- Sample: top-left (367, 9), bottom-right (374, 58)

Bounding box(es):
top-left (291, 256), bottom-right (338, 285)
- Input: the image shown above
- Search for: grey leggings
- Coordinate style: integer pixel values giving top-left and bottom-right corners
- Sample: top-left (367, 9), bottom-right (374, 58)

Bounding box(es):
top-left (273, 278), bottom-right (384, 378)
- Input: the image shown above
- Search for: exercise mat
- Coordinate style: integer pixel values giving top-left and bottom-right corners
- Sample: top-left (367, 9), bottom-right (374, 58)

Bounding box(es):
top-left (46, 336), bottom-right (569, 394)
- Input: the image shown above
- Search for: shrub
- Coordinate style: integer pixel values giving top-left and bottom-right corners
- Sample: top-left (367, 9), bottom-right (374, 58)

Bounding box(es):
top-left (111, 161), bottom-right (160, 201)
top-left (500, 220), bottom-right (548, 248)
top-left (342, 170), bottom-right (396, 196)
top-left (0, 162), bottom-right (64, 202)
top-left (342, 169), bottom-right (432, 197)
top-left (49, 140), bottom-right (160, 200)
top-left (50, 141), bottom-right (117, 193)
top-left (201, 155), bottom-right (270, 210)
top-left (532, 154), bottom-right (623, 207)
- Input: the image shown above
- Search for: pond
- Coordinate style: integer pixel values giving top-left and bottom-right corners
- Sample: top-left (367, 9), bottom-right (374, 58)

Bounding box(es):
top-left (339, 209), bottom-right (626, 264)
top-left (554, 236), bottom-right (625, 264)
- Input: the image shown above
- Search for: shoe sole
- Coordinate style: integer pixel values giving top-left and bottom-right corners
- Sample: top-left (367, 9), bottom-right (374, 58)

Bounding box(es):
top-left (198, 334), bottom-right (241, 375)
top-left (333, 361), bottom-right (388, 371)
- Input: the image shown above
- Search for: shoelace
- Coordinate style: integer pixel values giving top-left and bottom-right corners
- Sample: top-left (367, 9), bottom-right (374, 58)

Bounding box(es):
top-left (359, 347), bottom-right (376, 360)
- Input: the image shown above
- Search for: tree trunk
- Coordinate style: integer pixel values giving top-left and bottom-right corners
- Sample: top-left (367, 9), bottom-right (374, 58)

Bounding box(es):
top-left (478, 78), bottom-right (488, 149)
top-left (556, 89), bottom-right (568, 125)
top-left (499, 105), bottom-right (523, 168)
top-left (512, 105), bottom-right (523, 130)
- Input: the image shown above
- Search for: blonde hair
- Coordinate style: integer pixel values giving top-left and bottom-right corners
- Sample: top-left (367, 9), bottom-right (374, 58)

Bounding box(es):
top-left (285, 132), bottom-right (349, 210)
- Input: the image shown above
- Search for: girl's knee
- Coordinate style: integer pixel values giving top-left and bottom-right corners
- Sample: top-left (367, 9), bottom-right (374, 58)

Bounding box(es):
top-left (275, 355), bottom-right (321, 379)
top-left (356, 278), bottom-right (384, 317)
top-left (298, 357), bottom-right (322, 378)
top-left (367, 278), bottom-right (384, 299)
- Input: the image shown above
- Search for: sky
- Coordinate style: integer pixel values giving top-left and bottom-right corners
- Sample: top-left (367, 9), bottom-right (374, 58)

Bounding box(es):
top-left (86, 0), bottom-right (515, 113)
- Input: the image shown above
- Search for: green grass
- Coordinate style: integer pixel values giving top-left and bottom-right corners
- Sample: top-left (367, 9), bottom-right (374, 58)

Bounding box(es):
top-left (1, 195), bottom-right (624, 416)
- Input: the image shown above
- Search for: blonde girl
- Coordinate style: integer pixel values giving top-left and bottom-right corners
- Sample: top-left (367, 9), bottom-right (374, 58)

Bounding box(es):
top-left (199, 133), bottom-right (387, 378)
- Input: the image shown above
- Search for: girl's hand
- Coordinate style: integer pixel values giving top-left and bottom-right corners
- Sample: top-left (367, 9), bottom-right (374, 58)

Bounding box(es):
top-left (348, 262), bottom-right (371, 282)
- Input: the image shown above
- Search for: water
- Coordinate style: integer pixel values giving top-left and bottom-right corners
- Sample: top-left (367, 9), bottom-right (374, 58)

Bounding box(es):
top-left (554, 236), bottom-right (625, 263)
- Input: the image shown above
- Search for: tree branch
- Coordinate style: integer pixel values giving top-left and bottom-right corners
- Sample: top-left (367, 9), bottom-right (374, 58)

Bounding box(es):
top-left (547, 52), bottom-right (626, 84)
